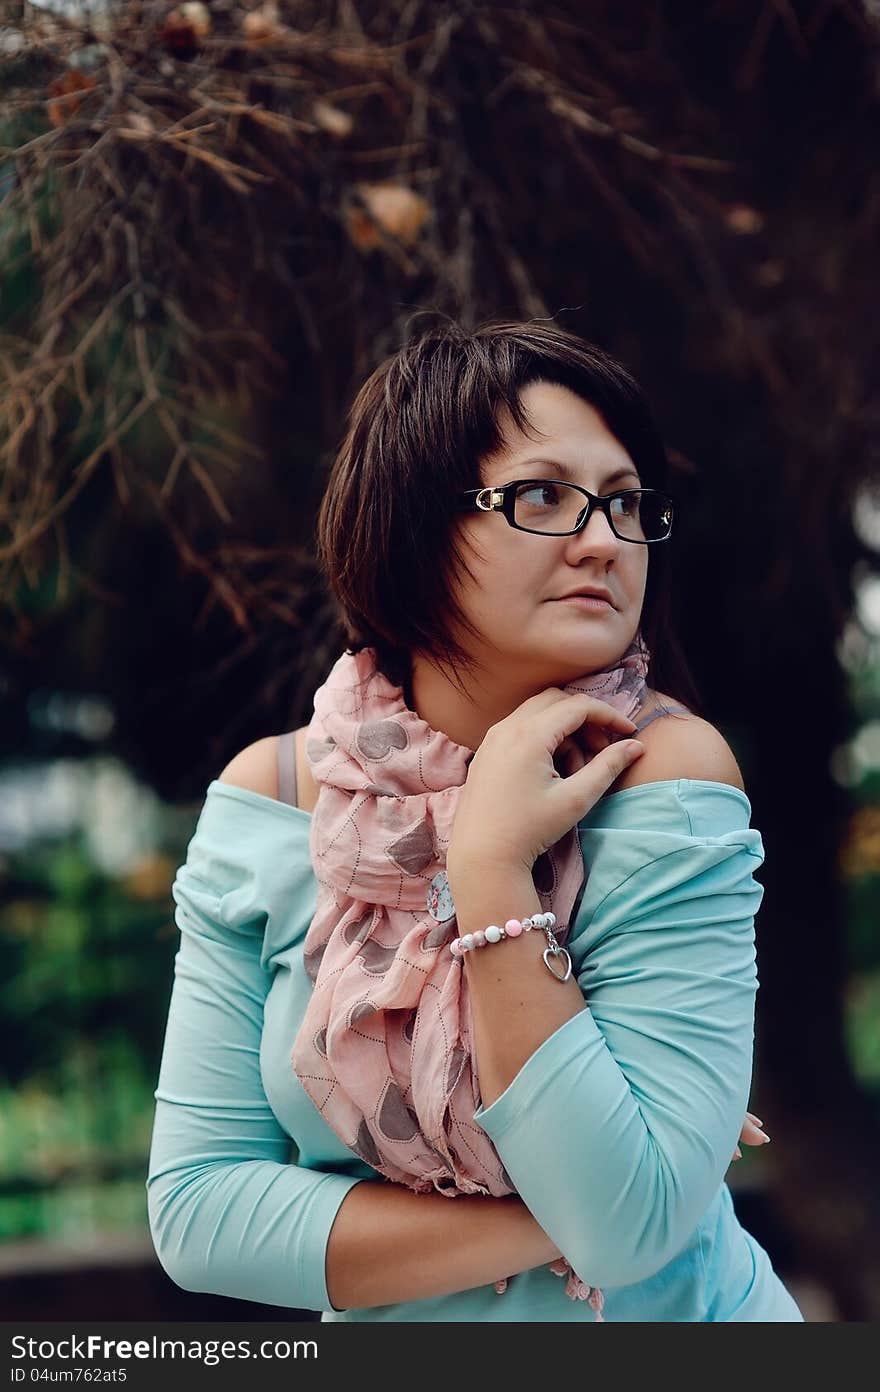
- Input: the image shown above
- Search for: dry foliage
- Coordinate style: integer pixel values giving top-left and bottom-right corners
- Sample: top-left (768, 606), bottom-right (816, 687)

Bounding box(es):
top-left (4, 0), bottom-right (875, 636)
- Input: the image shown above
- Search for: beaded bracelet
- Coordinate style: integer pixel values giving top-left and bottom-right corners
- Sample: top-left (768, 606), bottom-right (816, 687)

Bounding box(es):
top-left (449, 911), bottom-right (573, 982)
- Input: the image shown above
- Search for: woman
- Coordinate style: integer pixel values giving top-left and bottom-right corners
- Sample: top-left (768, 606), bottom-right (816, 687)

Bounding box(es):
top-left (147, 319), bottom-right (803, 1321)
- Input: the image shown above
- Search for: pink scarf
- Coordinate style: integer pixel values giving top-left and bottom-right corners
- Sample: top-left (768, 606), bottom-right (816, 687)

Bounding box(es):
top-left (290, 634), bottom-right (651, 1317)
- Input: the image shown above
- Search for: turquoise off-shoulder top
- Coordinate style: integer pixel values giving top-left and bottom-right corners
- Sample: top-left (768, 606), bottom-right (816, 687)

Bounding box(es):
top-left (146, 778), bottom-right (803, 1322)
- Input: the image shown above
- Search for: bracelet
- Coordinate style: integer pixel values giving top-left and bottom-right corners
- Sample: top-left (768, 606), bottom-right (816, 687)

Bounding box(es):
top-left (449, 911), bottom-right (573, 982)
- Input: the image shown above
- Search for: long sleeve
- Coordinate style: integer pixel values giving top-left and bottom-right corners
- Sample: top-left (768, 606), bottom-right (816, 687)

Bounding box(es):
top-left (472, 778), bottom-right (763, 1289)
top-left (146, 791), bottom-right (364, 1312)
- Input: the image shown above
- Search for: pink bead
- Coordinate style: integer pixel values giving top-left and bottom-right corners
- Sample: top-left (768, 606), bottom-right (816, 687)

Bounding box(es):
top-left (504, 918), bottom-right (523, 938)
top-left (473, 930), bottom-right (486, 948)
top-left (450, 940), bottom-right (462, 957)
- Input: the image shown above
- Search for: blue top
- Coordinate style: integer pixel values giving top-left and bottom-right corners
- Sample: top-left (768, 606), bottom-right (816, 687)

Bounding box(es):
top-left (146, 777), bottom-right (803, 1322)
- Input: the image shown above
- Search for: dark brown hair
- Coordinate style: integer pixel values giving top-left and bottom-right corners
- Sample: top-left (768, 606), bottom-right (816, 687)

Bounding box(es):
top-left (316, 316), bottom-right (704, 716)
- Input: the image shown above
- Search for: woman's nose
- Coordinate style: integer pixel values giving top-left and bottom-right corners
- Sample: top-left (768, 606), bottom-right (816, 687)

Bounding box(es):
top-left (566, 503), bottom-right (621, 555)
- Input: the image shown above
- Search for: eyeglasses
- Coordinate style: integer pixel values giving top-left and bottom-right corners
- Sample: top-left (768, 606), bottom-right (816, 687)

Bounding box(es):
top-left (455, 479), bottom-right (674, 543)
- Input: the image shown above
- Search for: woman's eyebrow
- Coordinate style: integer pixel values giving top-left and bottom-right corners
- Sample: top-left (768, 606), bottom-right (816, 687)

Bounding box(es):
top-left (516, 458), bottom-right (640, 488)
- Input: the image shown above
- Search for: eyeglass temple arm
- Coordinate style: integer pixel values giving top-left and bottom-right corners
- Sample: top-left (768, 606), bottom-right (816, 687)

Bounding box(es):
top-left (455, 488), bottom-right (502, 511)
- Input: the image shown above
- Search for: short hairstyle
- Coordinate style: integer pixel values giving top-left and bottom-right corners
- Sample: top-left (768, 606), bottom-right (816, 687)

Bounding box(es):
top-left (316, 316), bottom-right (703, 716)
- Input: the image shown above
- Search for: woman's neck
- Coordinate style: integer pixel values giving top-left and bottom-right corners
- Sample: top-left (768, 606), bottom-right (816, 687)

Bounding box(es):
top-left (402, 648), bottom-right (657, 755)
top-left (406, 652), bottom-right (561, 754)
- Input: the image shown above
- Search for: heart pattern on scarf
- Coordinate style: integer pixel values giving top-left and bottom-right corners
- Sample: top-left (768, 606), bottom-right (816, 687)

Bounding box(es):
top-left (357, 719), bottom-right (408, 760)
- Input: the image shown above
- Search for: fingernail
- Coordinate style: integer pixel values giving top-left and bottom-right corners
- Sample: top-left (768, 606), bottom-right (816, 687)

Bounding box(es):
top-left (733, 1145), bottom-right (742, 1159)
top-left (761, 1133), bottom-right (771, 1144)
top-left (752, 1116), bottom-right (764, 1127)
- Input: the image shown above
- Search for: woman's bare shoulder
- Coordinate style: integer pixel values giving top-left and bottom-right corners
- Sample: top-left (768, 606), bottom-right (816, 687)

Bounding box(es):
top-left (216, 735), bottom-right (280, 800)
top-left (216, 727), bottom-right (319, 813)
top-left (607, 689), bottom-right (745, 796)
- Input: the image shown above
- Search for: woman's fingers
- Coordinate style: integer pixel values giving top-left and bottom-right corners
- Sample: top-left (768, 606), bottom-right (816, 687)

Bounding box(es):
top-left (534, 690), bottom-right (639, 746)
top-left (733, 1111), bottom-right (770, 1162)
top-left (579, 723), bottom-right (616, 756)
top-left (739, 1115), bottom-right (771, 1145)
top-left (568, 691), bottom-right (639, 733)
top-left (501, 689), bottom-right (639, 768)
top-left (564, 738), bottom-right (645, 810)
top-left (562, 694), bottom-right (642, 761)
top-left (515, 687), bottom-right (637, 726)
top-left (555, 737), bottom-right (587, 775)
top-left (542, 696), bottom-right (639, 787)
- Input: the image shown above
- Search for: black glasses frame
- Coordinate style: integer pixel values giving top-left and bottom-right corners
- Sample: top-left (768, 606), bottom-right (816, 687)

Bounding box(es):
top-left (454, 480), bottom-right (675, 544)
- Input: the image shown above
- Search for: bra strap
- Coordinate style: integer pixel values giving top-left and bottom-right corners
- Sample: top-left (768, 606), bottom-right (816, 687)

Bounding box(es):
top-left (632, 702), bottom-right (690, 734)
top-left (277, 730), bottom-right (299, 807)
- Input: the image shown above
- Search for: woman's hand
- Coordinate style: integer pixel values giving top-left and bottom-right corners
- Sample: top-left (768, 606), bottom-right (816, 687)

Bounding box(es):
top-left (447, 688), bottom-right (645, 879)
top-left (732, 1111), bottom-right (771, 1162)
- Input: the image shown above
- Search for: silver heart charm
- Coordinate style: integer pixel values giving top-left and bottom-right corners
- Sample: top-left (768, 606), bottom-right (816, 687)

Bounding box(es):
top-left (426, 869), bottom-right (456, 923)
top-left (543, 946), bottom-right (572, 982)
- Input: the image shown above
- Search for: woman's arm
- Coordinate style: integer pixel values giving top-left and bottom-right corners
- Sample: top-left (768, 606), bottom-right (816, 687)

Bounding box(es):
top-left (459, 873), bottom-right (585, 1109)
top-left (455, 726), bottom-right (761, 1289)
top-left (147, 782), bottom-right (560, 1313)
top-left (457, 714), bottom-right (744, 1109)
top-left (146, 842), bottom-right (359, 1312)
top-left (325, 1184), bottom-right (560, 1310)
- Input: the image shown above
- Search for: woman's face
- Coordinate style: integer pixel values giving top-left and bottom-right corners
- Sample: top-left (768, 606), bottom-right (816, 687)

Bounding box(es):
top-left (449, 380), bottom-right (649, 688)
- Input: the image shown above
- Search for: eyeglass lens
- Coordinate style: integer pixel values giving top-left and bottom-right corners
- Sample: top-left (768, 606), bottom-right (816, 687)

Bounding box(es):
top-left (513, 482), bottom-right (672, 541)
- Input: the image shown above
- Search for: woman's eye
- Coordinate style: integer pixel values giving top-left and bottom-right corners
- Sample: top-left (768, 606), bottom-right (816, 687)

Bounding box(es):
top-left (518, 484), bottom-right (557, 504)
top-left (613, 492), bottom-right (640, 515)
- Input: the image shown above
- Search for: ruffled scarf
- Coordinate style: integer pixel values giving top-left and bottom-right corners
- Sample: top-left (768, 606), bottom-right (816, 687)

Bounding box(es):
top-left (290, 633), bottom-right (651, 1317)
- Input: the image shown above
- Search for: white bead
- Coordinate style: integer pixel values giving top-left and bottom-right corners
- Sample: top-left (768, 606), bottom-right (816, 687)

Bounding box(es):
top-left (460, 934), bottom-right (474, 951)
top-left (485, 924), bottom-right (502, 943)
top-left (546, 912), bottom-right (556, 927)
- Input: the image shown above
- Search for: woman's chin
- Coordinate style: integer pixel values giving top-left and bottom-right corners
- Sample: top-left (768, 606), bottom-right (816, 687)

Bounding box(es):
top-left (539, 630), bottom-right (629, 674)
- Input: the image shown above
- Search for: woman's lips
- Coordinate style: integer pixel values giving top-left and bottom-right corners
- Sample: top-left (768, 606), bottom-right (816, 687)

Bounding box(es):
top-left (556, 595), bottom-right (614, 613)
